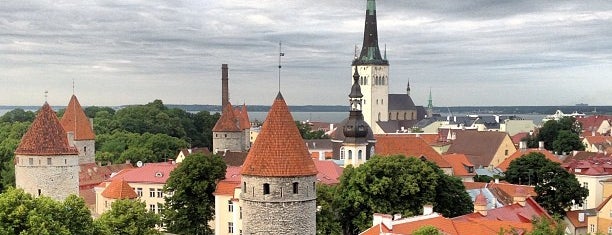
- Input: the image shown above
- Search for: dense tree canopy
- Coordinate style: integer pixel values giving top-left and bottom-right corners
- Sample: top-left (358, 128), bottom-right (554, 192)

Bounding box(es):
top-left (0, 119), bottom-right (30, 192)
top-left (321, 155), bottom-right (472, 235)
top-left (505, 152), bottom-right (588, 215)
top-left (96, 199), bottom-right (160, 235)
top-left (162, 153), bottom-right (226, 234)
top-left (527, 116), bottom-right (584, 153)
top-left (413, 225), bottom-right (442, 235)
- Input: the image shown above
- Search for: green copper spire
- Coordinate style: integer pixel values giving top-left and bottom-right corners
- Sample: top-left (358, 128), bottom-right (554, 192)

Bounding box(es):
top-left (352, 0), bottom-right (388, 66)
top-left (428, 88), bottom-right (433, 109)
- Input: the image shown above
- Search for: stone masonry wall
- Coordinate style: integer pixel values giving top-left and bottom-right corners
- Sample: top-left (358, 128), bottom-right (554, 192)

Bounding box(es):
top-left (241, 175), bottom-right (316, 235)
top-left (15, 154), bottom-right (79, 201)
top-left (74, 139), bottom-right (95, 164)
top-left (213, 131), bottom-right (244, 153)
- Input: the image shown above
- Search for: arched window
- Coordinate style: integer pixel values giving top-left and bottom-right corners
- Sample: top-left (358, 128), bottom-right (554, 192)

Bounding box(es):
top-left (358, 150), bottom-right (362, 160)
top-left (84, 146), bottom-right (87, 153)
top-left (243, 182), bottom-right (247, 192)
top-left (378, 113), bottom-right (381, 121)
top-left (381, 99), bottom-right (383, 105)
top-left (293, 182), bottom-right (299, 194)
top-left (348, 150), bottom-right (353, 160)
top-left (376, 99), bottom-right (378, 105)
top-left (364, 77), bottom-right (368, 85)
top-left (340, 147), bottom-right (345, 160)
top-left (263, 183), bottom-right (270, 195)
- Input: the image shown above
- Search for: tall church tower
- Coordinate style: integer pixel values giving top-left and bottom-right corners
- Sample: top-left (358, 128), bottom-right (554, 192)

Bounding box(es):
top-left (60, 95), bottom-right (96, 164)
top-left (342, 67), bottom-right (376, 167)
top-left (352, 0), bottom-right (389, 133)
top-left (241, 93), bottom-right (318, 234)
top-left (14, 102), bottom-right (80, 201)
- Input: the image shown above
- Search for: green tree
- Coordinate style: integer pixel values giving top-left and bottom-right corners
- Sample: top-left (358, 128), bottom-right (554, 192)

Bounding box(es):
top-left (335, 155), bottom-right (472, 234)
top-left (505, 152), bottom-right (588, 215)
top-left (535, 117), bottom-right (582, 152)
top-left (552, 130), bottom-right (584, 154)
top-left (0, 108), bottom-right (35, 123)
top-left (162, 153), bottom-right (226, 234)
top-left (96, 199), bottom-right (160, 235)
top-left (296, 121), bottom-right (329, 139)
top-left (413, 225), bottom-right (442, 235)
top-left (316, 184), bottom-right (342, 235)
top-left (526, 216), bottom-right (564, 235)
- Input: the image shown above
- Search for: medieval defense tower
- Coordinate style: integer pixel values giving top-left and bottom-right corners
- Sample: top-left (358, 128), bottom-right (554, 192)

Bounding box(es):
top-left (213, 64), bottom-right (251, 153)
top-left (14, 102), bottom-right (80, 201)
top-left (60, 95), bottom-right (96, 164)
top-left (352, 0), bottom-right (389, 132)
top-left (240, 93), bottom-right (318, 234)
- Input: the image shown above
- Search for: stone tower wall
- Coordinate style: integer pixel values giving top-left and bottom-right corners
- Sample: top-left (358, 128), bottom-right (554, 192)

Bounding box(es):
top-left (73, 139), bottom-right (95, 164)
top-left (241, 175), bottom-right (316, 235)
top-left (243, 129), bottom-right (251, 150)
top-left (15, 154), bottom-right (79, 201)
top-left (213, 131), bottom-right (244, 153)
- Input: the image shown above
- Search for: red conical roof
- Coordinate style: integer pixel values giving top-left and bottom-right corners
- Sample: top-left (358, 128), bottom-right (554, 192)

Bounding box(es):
top-left (15, 103), bottom-right (79, 156)
top-left (101, 179), bottom-right (138, 199)
top-left (239, 103), bottom-right (251, 130)
top-left (241, 93), bottom-right (317, 177)
top-left (212, 102), bottom-right (241, 132)
top-left (60, 95), bottom-right (95, 140)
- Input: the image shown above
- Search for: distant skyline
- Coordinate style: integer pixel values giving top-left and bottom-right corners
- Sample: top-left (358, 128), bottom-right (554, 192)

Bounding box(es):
top-left (1, 1), bottom-right (611, 107)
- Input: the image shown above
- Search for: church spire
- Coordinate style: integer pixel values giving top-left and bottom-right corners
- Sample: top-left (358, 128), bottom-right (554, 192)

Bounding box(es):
top-left (352, 0), bottom-right (388, 65)
top-left (427, 88), bottom-right (434, 118)
top-left (406, 79), bottom-right (411, 96)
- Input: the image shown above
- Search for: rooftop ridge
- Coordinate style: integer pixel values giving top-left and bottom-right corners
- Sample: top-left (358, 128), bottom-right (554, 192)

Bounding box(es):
top-left (60, 95), bottom-right (95, 140)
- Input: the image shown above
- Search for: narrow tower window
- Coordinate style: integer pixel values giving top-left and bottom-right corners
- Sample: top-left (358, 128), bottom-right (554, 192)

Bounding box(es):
top-left (293, 182), bottom-right (299, 194)
top-left (263, 183), bottom-right (270, 195)
top-left (358, 150), bottom-right (363, 160)
top-left (348, 150), bottom-right (353, 160)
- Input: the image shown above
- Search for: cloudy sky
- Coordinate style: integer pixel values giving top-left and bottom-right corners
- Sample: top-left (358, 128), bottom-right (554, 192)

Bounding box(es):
top-left (1, 0), bottom-right (611, 107)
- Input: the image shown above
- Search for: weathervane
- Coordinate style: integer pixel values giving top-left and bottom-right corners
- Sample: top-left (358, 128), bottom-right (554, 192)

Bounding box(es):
top-left (278, 41), bottom-right (284, 92)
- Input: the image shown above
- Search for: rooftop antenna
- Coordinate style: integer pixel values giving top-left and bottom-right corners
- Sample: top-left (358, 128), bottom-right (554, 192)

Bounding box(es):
top-left (44, 90), bottom-right (48, 102)
top-left (278, 41), bottom-right (284, 92)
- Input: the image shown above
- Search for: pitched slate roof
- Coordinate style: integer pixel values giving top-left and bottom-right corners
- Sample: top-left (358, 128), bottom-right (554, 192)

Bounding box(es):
top-left (212, 102), bottom-right (240, 132)
top-left (497, 149), bottom-right (560, 171)
top-left (388, 94), bottom-right (416, 110)
top-left (101, 179), bottom-right (138, 199)
top-left (241, 93), bottom-right (317, 177)
top-left (60, 95), bottom-right (95, 140)
top-left (376, 119), bottom-right (419, 133)
top-left (375, 135), bottom-right (451, 168)
top-left (446, 130), bottom-right (514, 167)
top-left (15, 102), bottom-right (79, 156)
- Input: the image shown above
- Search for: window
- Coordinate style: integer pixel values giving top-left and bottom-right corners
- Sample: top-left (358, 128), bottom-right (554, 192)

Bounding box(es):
top-left (47, 158), bottom-right (52, 165)
top-left (228, 222), bottom-right (234, 233)
top-left (505, 149), bottom-right (509, 156)
top-left (228, 200), bottom-right (234, 212)
top-left (37, 189), bottom-right (41, 196)
top-left (64, 159), bottom-right (67, 164)
top-left (157, 188), bottom-right (163, 198)
top-left (293, 182), bottom-right (299, 194)
top-left (149, 204), bottom-right (156, 213)
top-left (243, 182), bottom-right (247, 192)
top-left (358, 150), bottom-right (363, 160)
top-left (29, 158), bottom-right (33, 165)
top-left (149, 188), bottom-right (155, 197)
top-left (348, 150), bottom-right (352, 160)
top-left (136, 188), bottom-right (143, 197)
top-left (583, 182), bottom-right (589, 190)
top-left (104, 200), bottom-right (108, 208)
top-left (224, 134), bottom-right (227, 138)
top-left (263, 183), bottom-right (270, 195)
top-left (239, 207), bottom-right (242, 219)
top-left (340, 147), bottom-right (345, 160)
top-left (158, 204), bottom-right (163, 214)
top-left (608, 226), bottom-right (612, 234)
top-left (84, 146), bottom-right (87, 153)
top-left (590, 224), bottom-right (595, 232)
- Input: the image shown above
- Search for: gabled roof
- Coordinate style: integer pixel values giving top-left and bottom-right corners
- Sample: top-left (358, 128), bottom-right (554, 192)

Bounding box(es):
top-left (214, 180), bottom-right (240, 196)
top-left (375, 135), bottom-right (451, 168)
top-left (511, 132), bottom-right (529, 145)
top-left (576, 115), bottom-right (612, 132)
top-left (101, 179), bottom-right (138, 199)
top-left (15, 102), bottom-right (79, 156)
top-left (212, 102), bottom-right (241, 132)
top-left (110, 162), bottom-right (178, 184)
top-left (79, 163), bottom-right (133, 189)
top-left (565, 210), bottom-right (588, 228)
top-left (60, 95), bottom-right (95, 140)
top-left (444, 153), bottom-right (476, 176)
top-left (388, 94), bottom-right (416, 110)
top-left (454, 197), bottom-right (550, 223)
top-left (584, 136), bottom-right (612, 145)
top-left (446, 130), bottom-right (515, 167)
top-left (497, 149), bottom-right (560, 171)
top-left (241, 93), bottom-right (318, 177)
top-left (313, 160), bottom-right (343, 185)
top-left (220, 151), bottom-right (248, 166)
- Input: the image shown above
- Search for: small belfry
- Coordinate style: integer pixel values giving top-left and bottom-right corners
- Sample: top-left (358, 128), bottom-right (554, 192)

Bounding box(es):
top-left (240, 92), bottom-right (318, 234)
top-left (14, 102), bottom-right (80, 201)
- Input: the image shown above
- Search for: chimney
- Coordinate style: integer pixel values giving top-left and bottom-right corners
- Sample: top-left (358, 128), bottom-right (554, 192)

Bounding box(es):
top-left (538, 141), bottom-right (545, 150)
top-left (221, 64), bottom-right (229, 109)
top-left (513, 186), bottom-right (527, 206)
top-left (474, 191), bottom-right (488, 216)
top-left (372, 213), bottom-right (393, 230)
top-left (494, 178), bottom-right (500, 184)
top-left (519, 141), bottom-right (527, 150)
top-left (423, 204), bottom-right (433, 215)
top-left (578, 212), bottom-right (585, 222)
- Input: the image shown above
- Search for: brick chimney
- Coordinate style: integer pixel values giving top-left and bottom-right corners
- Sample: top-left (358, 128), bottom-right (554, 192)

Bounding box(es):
top-left (474, 190), bottom-right (488, 216)
top-left (221, 64), bottom-right (229, 109)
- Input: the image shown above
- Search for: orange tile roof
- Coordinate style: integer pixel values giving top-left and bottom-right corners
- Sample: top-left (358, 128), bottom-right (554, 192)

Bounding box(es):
top-left (497, 149), bottom-right (561, 171)
top-left (79, 163), bottom-right (133, 189)
top-left (241, 93), bottom-right (318, 177)
top-left (444, 153), bottom-right (476, 176)
top-left (101, 179), bottom-right (138, 199)
top-left (212, 102), bottom-right (241, 132)
top-left (238, 103), bottom-right (251, 130)
top-left (375, 135), bottom-right (451, 168)
top-left (565, 211), bottom-right (588, 228)
top-left (392, 216), bottom-right (458, 235)
top-left (15, 102), bottom-right (79, 156)
top-left (110, 162), bottom-right (177, 184)
top-left (214, 180), bottom-right (240, 196)
top-left (60, 95), bottom-right (95, 140)
top-left (584, 136), bottom-right (612, 145)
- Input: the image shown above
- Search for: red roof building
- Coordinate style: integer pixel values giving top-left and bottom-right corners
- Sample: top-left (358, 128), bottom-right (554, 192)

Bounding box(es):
top-left (497, 149), bottom-right (561, 172)
top-left (375, 135), bottom-right (452, 172)
top-left (443, 153), bottom-right (476, 181)
top-left (60, 95), bottom-right (95, 140)
top-left (213, 102), bottom-right (241, 132)
top-left (15, 102), bottom-right (79, 156)
top-left (101, 179), bottom-right (138, 199)
top-left (241, 93), bottom-right (317, 177)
